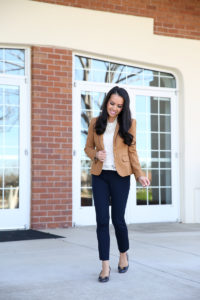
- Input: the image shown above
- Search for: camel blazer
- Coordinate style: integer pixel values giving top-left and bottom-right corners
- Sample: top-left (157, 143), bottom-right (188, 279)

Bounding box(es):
top-left (84, 117), bottom-right (145, 180)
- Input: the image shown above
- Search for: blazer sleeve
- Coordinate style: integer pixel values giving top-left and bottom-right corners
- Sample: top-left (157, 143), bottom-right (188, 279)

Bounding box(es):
top-left (128, 119), bottom-right (145, 180)
top-left (84, 118), bottom-right (98, 162)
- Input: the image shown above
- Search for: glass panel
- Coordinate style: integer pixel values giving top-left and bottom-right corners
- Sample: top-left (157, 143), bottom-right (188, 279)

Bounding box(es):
top-left (75, 56), bottom-right (91, 69)
top-left (81, 160), bottom-right (91, 169)
top-left (150, 115), bottom-right (158, 131)
top-left (93, 93), bottom-right (105, 111)
top-left (144, 75), bottom-right (159, 87)
top-left (150, 150), bottom-right (159, 168)
top-left (5, 126), bottom-right (19, 147)
top-left (80, 91), bottom-right (105, 207)
top-left (91, 59), bottom-right (109, 70)
top-left (137, 114), bottom-right (146, 131)
top-left (110, 63), bottom-right (126, 73)
top-left (151, 151), bottom-right (159, 158)
top-left (81, 188), bottom-right (92, 206)
top-left (81, 169), bottom-right (92, 187)
top-left (160, 133), bottom-right (171, 150)
top-left (160, 115), bottom-right (171, 132)
top-left (151, 169), bottom-right (159, 186)
top-left (4, 168), bottom-right (19, 188)
top-left (109, 72), bottom-right (126, 84)
top-left (161, 188), bottom-right (172, 204)
top-left (151, 133), bottom-right (158, 150)
top-left (0, 106), bottom-right (3, 125)
top-left (150, 97), bottom-right (158, 114)
top-left (151, 159), bottom-right (159, 168)
top-left (0, 84), bottom-right (20, 210)
top-left (75, 69), bottom-right (92, 81)
top-left (75, 56), bottom-right (176, 90)
top-left (160, 151), bottom-right (171, 168)
top-left (160, 98), bottom-right (171, 114)
top-left (81, 92), bottom-right (92, 110)
top-left (81, 132), bottom-right (87, 150)
top-left (137, 132), bottom-right (147, 151)
top-left (144, 70), bottom-right (159, 76)
top-left (0, 149), bottom-right (3, 168)
top-left (127, 66), bottom-right (142, 75)
top-left (140, 158), bottom-right (147, 169)
top-left (137, 150), bottom-right (152, 169)
top-left (127, 74), bottom-right (143, 86)
top-left (81, 112), bottom-right (90, 130)
top-left (0, 62), bottom-right (3, 73)
top-left (5, 106), bottom-right (19, 126)
top-left (160, 169), bottom-right (171, 186)
top-left (149, 188), bottom-right (159, 205)
top-left (136, 188), bottom-right (147, 205)
top-left (0, 189), bottom-right (3, 208)
top-left (160, 77), bottom-right (176, 88)
top-left (5, 157), bottom-right (19, 168)
top-left (81, 110), bottom-right (93, 128)
top-left (81, 91), bottom-right (105, 111)
top-left (3, 147), bottom-right (19, 168)
top-left (75, 69), bottom-right (84, 81)
top-left (0, 87), bottom-right (3, 104)
top-left (5, 49), bottom-right (25, 75)
top-left (135, 96), bottom-right (146, 113)
top-left (0, 168), bottom-right (2, 187)
top-left (135, 95), bottom-right (172, 207)
top-left (5, 87), bottom-right (20, 105)
top-left (92, 70), bottom-right (109, 83)
top-left (4, 188), bottom-right (19, 209)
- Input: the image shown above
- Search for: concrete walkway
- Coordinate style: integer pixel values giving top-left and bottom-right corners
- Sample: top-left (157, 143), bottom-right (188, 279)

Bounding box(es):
top-left (0, 223), bottom-right (200, 300)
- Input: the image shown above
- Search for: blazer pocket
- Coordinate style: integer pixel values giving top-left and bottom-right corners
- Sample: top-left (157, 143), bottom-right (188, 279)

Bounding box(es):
top-left (122, 155), bottom-right (130, 162)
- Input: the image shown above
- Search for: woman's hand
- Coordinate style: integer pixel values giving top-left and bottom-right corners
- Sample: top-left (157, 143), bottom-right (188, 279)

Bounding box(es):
top-left (137, 176), bottom-right (150, 187)
top-left (96, 150), bottom-right (106, 162)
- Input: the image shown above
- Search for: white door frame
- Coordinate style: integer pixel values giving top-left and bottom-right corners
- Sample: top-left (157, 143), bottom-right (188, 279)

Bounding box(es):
top-left (0, 76), bottom-right (31, 229)
top-left (72, 81), bottom-right (179, 225)
top-left (126, 88), bottom-right (180, 223)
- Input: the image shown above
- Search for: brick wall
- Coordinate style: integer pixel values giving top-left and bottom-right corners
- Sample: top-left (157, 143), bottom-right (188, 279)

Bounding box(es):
top-left (30, 1), bottom-right (199, 229)
top-left (35, 0), bottom-right (200, 40)
top-left (31, 46), bottom-right (72, 229)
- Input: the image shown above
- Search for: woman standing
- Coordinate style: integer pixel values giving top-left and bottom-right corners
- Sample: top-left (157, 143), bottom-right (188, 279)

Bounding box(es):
top-left (84, 86), bottom-right (150, 282)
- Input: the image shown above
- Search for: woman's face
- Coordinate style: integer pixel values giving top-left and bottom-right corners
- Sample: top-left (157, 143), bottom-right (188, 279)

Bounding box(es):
top-left (107, 94), bottom-right (124, 121)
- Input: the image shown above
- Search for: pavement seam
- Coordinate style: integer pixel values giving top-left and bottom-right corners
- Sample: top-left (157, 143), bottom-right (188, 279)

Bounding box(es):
top-left (130, 259), bottom-right (200, 286)
top-left (131, 238), bottom-right (200, 257)
top-left (62, 239), bottom-right (200, 287)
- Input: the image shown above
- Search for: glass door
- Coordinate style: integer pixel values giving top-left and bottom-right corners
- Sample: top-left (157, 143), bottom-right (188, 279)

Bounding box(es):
top-left (0, 78), bottom-right (30, 229)
top-left (73, 83), bottom-right (107, 225)
top-left (73, 82), bottom-right (179, 225)
top-left (126, 89), bottom-right (180, 223)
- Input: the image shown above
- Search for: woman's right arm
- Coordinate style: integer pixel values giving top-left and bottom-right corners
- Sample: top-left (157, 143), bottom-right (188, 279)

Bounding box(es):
top-left (84, 118), bottom-right (98, 161)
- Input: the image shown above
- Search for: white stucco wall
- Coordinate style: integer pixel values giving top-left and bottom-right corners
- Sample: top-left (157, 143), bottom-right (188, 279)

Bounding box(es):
top-left (1, 0), bottom-right (200, 223)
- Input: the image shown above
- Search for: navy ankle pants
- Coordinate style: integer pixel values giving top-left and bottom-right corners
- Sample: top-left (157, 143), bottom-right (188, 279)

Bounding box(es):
top-left (92, 170), bottom-right (130, 261)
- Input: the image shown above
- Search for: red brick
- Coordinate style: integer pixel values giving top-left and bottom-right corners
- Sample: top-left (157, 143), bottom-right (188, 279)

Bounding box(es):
top-left (31, 46), bottom-right (72, 230)
top-left (54, 216), bottom-right (67, 222)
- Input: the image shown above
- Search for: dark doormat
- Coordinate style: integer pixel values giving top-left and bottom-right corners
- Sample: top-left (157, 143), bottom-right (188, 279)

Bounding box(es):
top-left (0, 229), bottom-right (65, 242)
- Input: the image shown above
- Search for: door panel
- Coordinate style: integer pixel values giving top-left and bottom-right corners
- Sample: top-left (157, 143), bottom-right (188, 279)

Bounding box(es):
top-left (0, 79), bottom-right (30, 229)
top-left (73, 83), bottom-right (179, 225)
top-left (129, 89), bottom-right (179, 223)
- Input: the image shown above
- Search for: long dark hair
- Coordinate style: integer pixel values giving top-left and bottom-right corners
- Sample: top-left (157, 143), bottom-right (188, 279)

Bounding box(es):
top-left (95, 86), bottom-right (133, 146)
